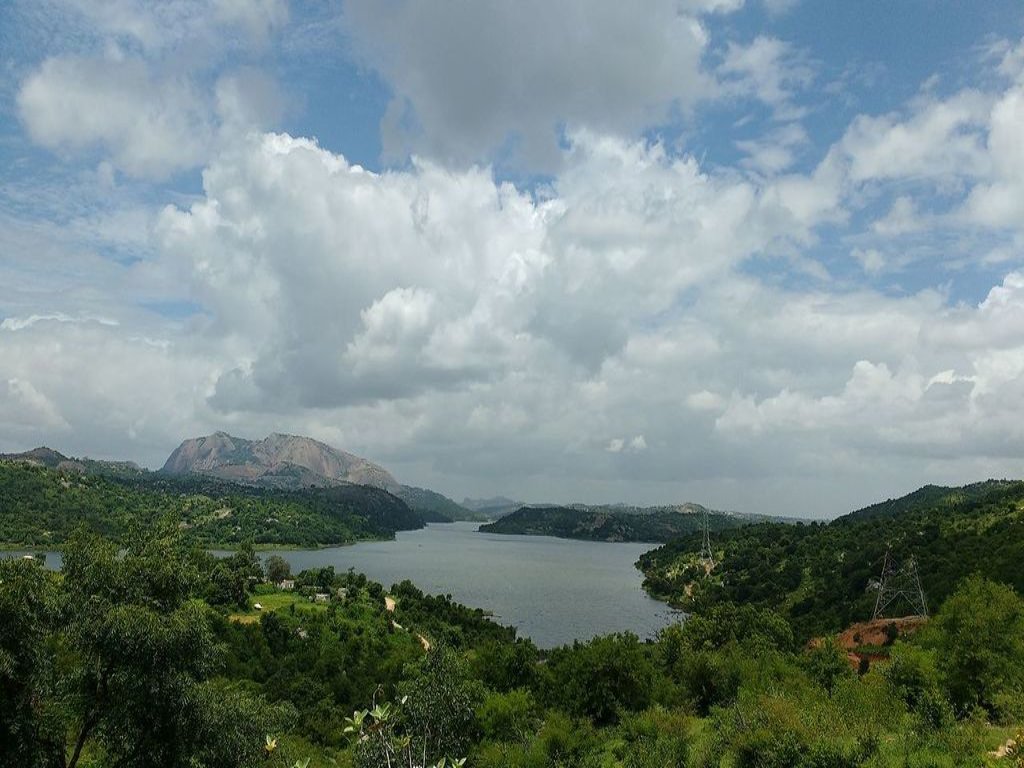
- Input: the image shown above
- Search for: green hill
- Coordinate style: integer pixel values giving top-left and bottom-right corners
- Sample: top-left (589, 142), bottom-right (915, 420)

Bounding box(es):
top-left (0, 461), bottom-right (424, 548)
top-left (638, 479), bottom-right (1024, 640)
top-left (479, 504), bottom-right (753, 542)
top-left (392, 485), bottom-right (486, 522)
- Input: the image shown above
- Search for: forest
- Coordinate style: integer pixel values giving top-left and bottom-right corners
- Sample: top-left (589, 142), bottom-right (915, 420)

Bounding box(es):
top-left (639, 479), bottom-right (1024, 641)
top-left (0, 462), bottom-right (424, 548)
top-left (479, 505), bottom-right (750, 543)
top-left (3, 522), bottom-right (1023, 767)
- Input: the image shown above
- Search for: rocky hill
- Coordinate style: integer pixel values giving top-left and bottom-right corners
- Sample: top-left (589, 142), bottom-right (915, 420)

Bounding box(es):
top-left (162, 432), bottom-right (477, 521)
top-left (162, 432), bottom-right (400, 490)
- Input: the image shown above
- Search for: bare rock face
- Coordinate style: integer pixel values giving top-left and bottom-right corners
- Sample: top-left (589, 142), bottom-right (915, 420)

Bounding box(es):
top-left (161, 432), bottom-right (401, 491)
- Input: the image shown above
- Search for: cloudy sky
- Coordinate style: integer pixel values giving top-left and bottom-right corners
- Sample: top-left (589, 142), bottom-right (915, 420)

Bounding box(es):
top-left (2, 1), bottom-right (1024, 517)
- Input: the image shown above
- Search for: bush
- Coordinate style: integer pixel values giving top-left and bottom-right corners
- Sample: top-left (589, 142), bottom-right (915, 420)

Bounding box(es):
top-left (477, 689), bottom-right (537, 742)
top-left (921, 575), bottom-right (1024, 717)
top-left (540, 633), bottom-right (654, 725)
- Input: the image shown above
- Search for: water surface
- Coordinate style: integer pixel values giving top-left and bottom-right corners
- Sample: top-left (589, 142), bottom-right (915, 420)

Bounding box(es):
top-left (260, 522), bottom-right (680, 648)
top-left (3, 523), bottom-right (681, 648)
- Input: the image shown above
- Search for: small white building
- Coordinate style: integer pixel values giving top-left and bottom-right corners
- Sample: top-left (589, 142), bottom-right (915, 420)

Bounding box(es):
top-left (313, 592), bottom-right (330, 604)
top-left (278, 579), bottom-right (295, 591)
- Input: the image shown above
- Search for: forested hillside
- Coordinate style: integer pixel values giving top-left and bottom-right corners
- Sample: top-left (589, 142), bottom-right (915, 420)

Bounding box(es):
top-left (4, 528), bottom-right (1023, 767)
top-left (639, 479), bottom-right (1024, 640)
top-left (479, 504), bottom-right (752, 542)
top-left (0, 461), bottom-right (423, 548)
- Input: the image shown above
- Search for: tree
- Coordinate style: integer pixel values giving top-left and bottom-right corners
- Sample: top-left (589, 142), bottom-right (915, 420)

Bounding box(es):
top-left (0, 558), bottom-right (65, 767)
top-left (803, 637), bottom-right (854, 694)
top-left (1, 528), bottom-right (288, 767)
top-left (923, 575), bottom-right (1024, 718)
top-left (541, 633), bottom-right (654, 725)
top-left (266, 555), bottom-right (291, 584)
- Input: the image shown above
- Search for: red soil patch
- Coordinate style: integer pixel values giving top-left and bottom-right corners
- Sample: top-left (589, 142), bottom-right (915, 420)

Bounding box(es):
top-left (810, 615), bottom-right (929, 671)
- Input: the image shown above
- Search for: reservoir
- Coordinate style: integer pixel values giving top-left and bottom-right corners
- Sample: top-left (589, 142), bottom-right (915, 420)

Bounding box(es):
top-left (258, 522), bottom-right (681, 647)
top-left (4, 522), bottom-right (681, 648)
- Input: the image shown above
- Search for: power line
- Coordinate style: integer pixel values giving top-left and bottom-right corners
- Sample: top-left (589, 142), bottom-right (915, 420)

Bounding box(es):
top-left (698, 506), bottom-right (715, 570)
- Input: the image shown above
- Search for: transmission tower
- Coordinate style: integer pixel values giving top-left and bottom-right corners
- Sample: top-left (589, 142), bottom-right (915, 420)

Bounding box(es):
top-left (872, 547), bottom-right (928, 620)
top-left (698, 507), bottom-right (715, 570)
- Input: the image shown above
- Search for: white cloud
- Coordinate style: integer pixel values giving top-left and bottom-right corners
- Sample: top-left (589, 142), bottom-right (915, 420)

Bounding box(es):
top-left (719, 36), bottom-right (814, 118)
top-left (9, 22), bottom-right (1024, 518)
top-left (852, 247), bottom-right (886, 275)
top-left (54, 0), bottom-right (287, 52)
top-left (963, 84), bottom-right (1024, 227)
top-left (15, 0), bottom-right (288, 179)
top-left (872, 196), bottom-right (922, 236)
top-left (736, 122), bottom-right (808, 175)
top-left (838, 90), bottom-right (991, 183)
top-left (18, 56), bottom-right (212, 179)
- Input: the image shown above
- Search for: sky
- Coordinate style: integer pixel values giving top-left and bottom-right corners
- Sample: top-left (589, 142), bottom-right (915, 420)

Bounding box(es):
top-left (2, 1), bottom-right (1024, 518)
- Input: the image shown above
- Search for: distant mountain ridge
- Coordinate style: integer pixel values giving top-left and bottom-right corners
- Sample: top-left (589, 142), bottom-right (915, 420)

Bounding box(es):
top-left (479, 502), bottom-right (761, 543)
top-left (161, 432), bottom-right (480, 521)
top-left (0, 446), bottom-right (144, 477)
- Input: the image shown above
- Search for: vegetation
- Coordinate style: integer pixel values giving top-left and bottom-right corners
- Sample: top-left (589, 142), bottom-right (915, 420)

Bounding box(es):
top-left (639, 479), bottom-right (1024, 640)
top-left (0, 461), bottom-right (423, 548)
top-left (4, 478), bottom-right (1024, 765)
top-left (4, 517), bottom-right (1023, 767)
top-left (480, 505), bottom-right (751, 543)
top-left (393, 486), bottom-right (487, 522)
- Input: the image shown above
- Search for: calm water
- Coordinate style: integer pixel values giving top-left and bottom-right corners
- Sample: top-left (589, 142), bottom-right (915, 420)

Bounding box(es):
top-left (3, 523), bottom-right (681, 648)
top-left (262, 522), bottom-right (681, 648)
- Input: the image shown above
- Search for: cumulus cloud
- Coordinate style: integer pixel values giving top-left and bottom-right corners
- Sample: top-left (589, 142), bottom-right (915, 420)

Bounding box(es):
top-left (15, 1), bottom-right (287, 178)
top-left (7, 121), bottom-right (1024, 513)
top-left (342, 0), bottom-right (716, 169)
top-left (9, 7), bottom-right (1024, 518)
top-left (18, 57), bottom-right (212, 179)
top-left (154, 129), bottom-right (844, 415)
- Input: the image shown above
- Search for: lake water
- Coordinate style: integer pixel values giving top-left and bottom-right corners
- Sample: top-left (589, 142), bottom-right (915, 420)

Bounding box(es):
top-left (3, 522), bottom-right (681, 648)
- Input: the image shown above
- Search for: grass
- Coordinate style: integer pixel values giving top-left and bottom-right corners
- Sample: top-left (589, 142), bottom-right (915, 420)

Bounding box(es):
top-left (228, 588), bottom-right (328, 624)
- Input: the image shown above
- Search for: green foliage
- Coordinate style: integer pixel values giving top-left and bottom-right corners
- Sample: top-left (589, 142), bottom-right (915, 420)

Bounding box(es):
top-left (0, 528), bottom-right (287, 768)
top-left (470, 638), bottom-right (539, 692)
top-left (920, 574), bottom-right (1024, 719)
top-left (6, 513), bottom-right (1024, 768)
top-left (345, 655), bottom-right (480, 768)
top-left (616, 707), bottom-right (690, 768)
top-left (0, 461), bottom-right (423, 549)
top-left (802, 638), bottom-right (854, 694)
top-left (0, 557), bottom-right (64, 767)
top-left (477, 688), bottom-right (537, 742)
top-left (398, 648), bottom-right (484, 761)
top-left (390, 580), bottom-right (518, 649)
top-left (883, 642), bottom-right (952, 729)
top-left (640, 479), bottom-right (1024, 640)
top-left (480, 504), bottom-right (748, 543)
top-left (540, 633), bottom-right (654, 725)
top-left (266, 555), bottom-right (292, 584)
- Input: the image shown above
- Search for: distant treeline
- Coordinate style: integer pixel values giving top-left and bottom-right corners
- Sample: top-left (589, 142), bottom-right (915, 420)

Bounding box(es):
top-left (479, 504), bottom-right (750, 542)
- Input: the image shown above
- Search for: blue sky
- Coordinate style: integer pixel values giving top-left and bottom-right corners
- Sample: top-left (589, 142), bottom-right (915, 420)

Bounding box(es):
top-left (2, 0), bottom-right (1024, 517)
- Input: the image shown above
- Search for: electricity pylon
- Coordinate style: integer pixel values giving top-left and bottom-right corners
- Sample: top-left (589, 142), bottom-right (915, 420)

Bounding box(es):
top-left (698, 507), bottom-right (715, 570)
top-left (872, 547), bottom-right (928, 619)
